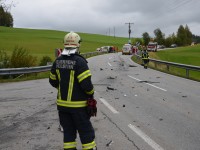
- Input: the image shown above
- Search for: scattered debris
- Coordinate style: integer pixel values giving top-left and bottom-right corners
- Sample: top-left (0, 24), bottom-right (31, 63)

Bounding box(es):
top-left (134, 94), bottom-right (138, 97)
top-left (124, 94), bottom-right (127, 97)
top-left (106, 140), bottom-right (113, 147)
top-left (182, 95), bottom-right (187, 98)
top-left (100, 68), bottom-right (103, 70)
top-left (163, 99), bottom-right (165, 101)
top-left (107, 87), bottom-right (115, 90)
top-left (47, 127), bottom-right (50, 129)
top-left (129, 64), bottom-right (137, 67)
top-left (159, 118), bottom-right (163, 121)
top-left (107, 76), bottom-right (116, 79)
top-left (156, 76), bottom-right (161, 78)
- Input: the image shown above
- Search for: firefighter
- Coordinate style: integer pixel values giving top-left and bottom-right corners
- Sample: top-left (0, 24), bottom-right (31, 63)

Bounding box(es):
top-left (49, 31), bottom-right (97, 150)
top-left (141, 46), bottom-right (149, 69)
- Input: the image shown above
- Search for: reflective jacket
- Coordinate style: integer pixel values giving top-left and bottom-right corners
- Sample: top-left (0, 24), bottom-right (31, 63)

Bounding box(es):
top-left (142, 51), bottom-right (149, 59)
top-left (49, 54), bottom-right (94, 109)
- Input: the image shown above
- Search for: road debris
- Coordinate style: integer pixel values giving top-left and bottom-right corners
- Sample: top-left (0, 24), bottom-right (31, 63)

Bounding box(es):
top-left (106, 140), bottom-right (113, 147)
top-left (107, 87), bottom-right (115, 90)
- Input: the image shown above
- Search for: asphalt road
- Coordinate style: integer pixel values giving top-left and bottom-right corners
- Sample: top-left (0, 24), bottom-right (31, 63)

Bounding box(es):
top-left (0, 53), bottom-right (200, 150)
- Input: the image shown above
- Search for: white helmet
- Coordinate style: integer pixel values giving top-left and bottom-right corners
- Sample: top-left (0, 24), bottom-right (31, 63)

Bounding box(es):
top-left (63, 31), bottom-right (81, 48)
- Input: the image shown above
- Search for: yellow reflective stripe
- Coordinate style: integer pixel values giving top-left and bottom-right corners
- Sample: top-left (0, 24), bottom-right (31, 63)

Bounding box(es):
top-left (85, 88), bottom-right (94, 95)
top-left (82, 141), bottom-right (96, 150)
top-left (64, 142), bottom-right (76, 149)
top-left (77, 70), bottom-right (91, 82)
top-left (49, 72), bottom-right (56, 80)
top-left (67, 70), bottom-right (74, 101)
top-left (57, 99), bottom-right (87, 107)
top-left (56, 69), bottom-right (61, 99)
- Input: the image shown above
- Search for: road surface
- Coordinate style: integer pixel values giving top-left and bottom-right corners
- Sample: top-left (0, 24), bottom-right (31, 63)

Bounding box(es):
top-left (0, 53), bottom-right (200, 150)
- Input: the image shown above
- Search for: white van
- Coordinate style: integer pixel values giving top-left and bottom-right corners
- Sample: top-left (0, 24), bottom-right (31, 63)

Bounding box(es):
top-left (122, 44), bottom-right (132, 55)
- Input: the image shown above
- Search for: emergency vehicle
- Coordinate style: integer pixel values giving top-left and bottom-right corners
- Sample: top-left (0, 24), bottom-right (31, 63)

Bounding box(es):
top-left (122, 44), bottom-right (133, 55)
top-left (147, 42), bottom-right (158, 52)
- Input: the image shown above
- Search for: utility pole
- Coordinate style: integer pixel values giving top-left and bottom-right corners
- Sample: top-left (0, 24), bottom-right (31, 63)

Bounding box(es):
top-left (114, 26), bottom-right (115, 38)
top-left (125, 22), bottom-right (134, 43)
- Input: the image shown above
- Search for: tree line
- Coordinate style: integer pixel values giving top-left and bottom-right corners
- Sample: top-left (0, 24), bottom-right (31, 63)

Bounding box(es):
top-left (141, 24), bottom-right (195, 47)
top-left (0, 1), bottom-right (13, 27)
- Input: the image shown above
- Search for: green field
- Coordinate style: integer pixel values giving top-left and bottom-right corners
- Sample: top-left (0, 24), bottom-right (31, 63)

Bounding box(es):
top-left (0, 26), bottom-right (128, 61)
top-left (147, 45), bottom-right (200, 81)
top-left (149, 45), bottom-right (200, 66)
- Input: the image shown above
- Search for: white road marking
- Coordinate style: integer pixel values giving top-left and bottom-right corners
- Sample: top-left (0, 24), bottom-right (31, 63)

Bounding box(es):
top-left (128, 124), bottom-right (164, 150)
top-left (108, 62), bottom-right (112, 66)
top-left (99, 98), bottom-right (119, 114)
top-left (128, 75), bottom-right (167, 92)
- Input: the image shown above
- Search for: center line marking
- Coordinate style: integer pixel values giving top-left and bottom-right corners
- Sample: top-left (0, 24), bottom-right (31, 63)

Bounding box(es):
top-left (128, 124), bottom-right (164, 150)
top-left (128, 75), bottom-right (167, 91)
top-left (99, 98), bottom-right (119, 114)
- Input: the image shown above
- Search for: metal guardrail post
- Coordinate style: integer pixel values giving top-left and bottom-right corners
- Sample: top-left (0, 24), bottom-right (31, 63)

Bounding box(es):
top-left (186, 69), bottom-right (189, 78)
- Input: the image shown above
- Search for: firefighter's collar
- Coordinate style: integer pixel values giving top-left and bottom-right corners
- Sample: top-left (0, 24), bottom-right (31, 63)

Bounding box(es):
top-left (62, 48), bottom-right (77, 55)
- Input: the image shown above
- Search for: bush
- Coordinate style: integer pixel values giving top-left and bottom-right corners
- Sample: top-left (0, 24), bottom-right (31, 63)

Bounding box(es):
top-left (0, 50), bottom-right (10, 68)
top-left (9, 46), bottom-right (37, 68)
top-left (39, 56), bottom-right (52, 66)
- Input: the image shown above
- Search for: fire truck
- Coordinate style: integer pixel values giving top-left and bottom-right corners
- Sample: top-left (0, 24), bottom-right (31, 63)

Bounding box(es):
top-left (147, 42), bottom-right (158, 52)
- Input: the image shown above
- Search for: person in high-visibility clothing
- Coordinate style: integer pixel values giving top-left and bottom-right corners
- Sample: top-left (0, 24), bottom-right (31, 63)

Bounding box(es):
top-left (141, 46), bottom-right (149, 69)
top-left (49, 31), bottom-right (97, 150)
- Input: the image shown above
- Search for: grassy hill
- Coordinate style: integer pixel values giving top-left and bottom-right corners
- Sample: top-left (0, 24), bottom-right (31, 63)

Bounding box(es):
top-left (0, 26), bottom-right (129, 61)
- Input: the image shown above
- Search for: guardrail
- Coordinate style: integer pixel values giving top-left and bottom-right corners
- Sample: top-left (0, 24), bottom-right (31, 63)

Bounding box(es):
top-left (1, 52), bottom-right (200, 80)
top-left (136, 54), bottom-right (200, 79)
top-left (0, 51), bottom-right (107, 76)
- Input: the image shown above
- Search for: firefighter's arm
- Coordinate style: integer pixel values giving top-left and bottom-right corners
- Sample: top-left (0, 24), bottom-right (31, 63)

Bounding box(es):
top-left (49, 62), bottom-right (59, 88)
top-left (76, 57), bottom-right (94, 97)
top-left (77, 69), bottom-right (94, 97)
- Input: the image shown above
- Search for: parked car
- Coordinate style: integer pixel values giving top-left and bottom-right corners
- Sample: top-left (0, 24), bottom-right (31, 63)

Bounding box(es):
top-left (170, 44), bottom-right (177, 48)
top-left (157, 45), bottom-right (165, 49)
top-left (96, 46), bottom-right (115, 53)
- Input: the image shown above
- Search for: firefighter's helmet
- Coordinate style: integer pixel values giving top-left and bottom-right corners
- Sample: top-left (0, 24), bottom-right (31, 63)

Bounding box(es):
top-left (63, 31), bottom-right (81, 48)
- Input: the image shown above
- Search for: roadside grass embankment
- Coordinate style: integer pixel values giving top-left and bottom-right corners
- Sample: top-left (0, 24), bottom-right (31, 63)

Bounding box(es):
top-left (0, 26), bottom-right (129, 82)
top-left (132, 45), bottom-right (200, 81)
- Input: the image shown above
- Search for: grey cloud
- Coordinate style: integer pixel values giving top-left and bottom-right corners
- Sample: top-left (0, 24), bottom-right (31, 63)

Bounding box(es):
top-left (11, 0), bottom-right (200, 37)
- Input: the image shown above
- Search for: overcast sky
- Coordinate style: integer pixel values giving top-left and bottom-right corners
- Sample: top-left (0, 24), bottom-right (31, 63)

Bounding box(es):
top-left (7, 0), bottom-right (200, 38)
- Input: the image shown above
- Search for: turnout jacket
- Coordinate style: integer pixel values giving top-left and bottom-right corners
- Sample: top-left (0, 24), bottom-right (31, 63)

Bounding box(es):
top-left (49, 54), bottom-right (94, 109)
top-left (142, 51), bottom-right (149, 59)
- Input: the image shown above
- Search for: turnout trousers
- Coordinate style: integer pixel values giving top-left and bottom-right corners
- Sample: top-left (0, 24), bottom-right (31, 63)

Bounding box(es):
top-left (58, 107), bottom-right (96, 150)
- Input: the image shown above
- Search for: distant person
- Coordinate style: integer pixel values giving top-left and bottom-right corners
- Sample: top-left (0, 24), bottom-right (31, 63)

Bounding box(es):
top-left (141, 46), bottom-right (149, 69)
top-left (49, 31), bottom-right (97, 150)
